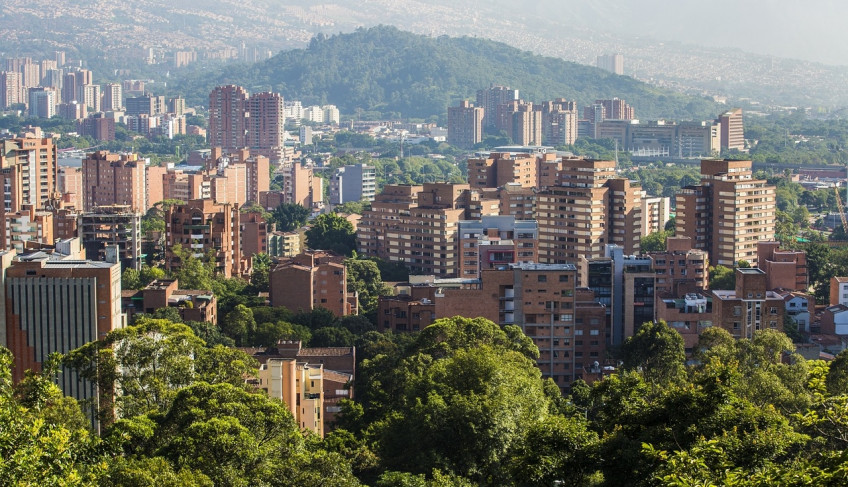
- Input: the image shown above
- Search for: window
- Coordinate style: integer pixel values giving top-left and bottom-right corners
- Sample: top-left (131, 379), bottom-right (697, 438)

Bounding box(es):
top-left (590, 329), bottom-right (600, 336)
top-left (769, 307), bottom-right (777, 315)
top-left (537, 275), bottom-right (547, 283)
top-left (770, 321), bottom-right (777, 328)
top-left (559, 274), bottom-right (569, 282)
top-left (733, 321), bottom-right (740, 330)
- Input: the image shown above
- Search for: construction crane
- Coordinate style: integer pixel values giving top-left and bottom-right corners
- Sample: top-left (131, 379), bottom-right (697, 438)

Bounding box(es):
top-left (835, 186), bottom-right (848, 234)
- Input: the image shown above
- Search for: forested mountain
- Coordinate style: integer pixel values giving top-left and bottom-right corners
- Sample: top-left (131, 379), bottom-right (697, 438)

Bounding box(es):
top-left (171, 26), bottom-right (721, 121)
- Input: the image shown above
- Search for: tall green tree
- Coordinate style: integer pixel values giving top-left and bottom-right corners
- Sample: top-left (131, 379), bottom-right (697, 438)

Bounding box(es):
top-left (620, 320), bottom-right (686, 385)
top-left (305, 213), bottom-right (357, 256)
top-left (271, 203), bottom-right (310, 232)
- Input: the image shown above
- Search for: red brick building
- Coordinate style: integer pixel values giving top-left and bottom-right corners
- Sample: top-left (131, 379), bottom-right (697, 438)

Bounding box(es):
top-left (269, 250), bottom-right (356, 316)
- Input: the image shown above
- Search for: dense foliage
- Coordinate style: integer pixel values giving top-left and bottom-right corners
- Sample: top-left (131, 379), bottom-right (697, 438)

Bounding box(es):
top-left (171, 26), bottom-right (721, 121)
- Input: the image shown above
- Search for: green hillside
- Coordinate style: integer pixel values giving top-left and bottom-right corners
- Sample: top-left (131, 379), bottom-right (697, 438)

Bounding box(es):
top-left (172, 25), bottom-right (721, 121)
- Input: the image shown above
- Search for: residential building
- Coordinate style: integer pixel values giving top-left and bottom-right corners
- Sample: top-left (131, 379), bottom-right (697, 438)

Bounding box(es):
top-left (250, 340), bottom-right (355, 434)
top-left (457, 216), bottom-right (538, 278)
top-left (596, 53), bottom-right (624, 75)
top-left (102, 83), bottom-right (122, 111)
top-left (245, 91), bottom-right (284, 161)
top-left (121, 278), bottom-right (217, 324)
top-left (641, 196), bottom-right (671, 236)
top-left (649, 236), bottom-right (709, 298)
top-left (466, 152), bottom-right (538, 190)
top-left (81, 151), bottom-right (147, 213)
top-left (718, 108), bottom-right (745, 151)
top-left (447, 100), bottom-right (484, 149)
top-left (58, 166), bottom-right (83, 210)
top-left (329, 164), bottom-right (376, 206)
top-left (0, 71), bottom-right (21, 109)
top-left (831, 277), bottom-right (848, 307)
top-left (757, 241), bottom-right (807, 292)
top-left (496, 100), bottom-right (542, 146)
top-left (539, 99), bottom-right (578, 145)
top-left (28, 87), bottom-right (56, 118)
top-left (79, 206), bottom-right (141, 270)
top-left (165, 199), bottom-right (245, 278)
top-left (537, 158), bottom-right (642, 264)
top-left (657, 293), bottom-right (712, 353)
top-left (0, 137), bottom-right (58, 217)
top-left (208, 85), bottom-right (249, 151)
top-left (240, 211), bottom-right (268, 257)
top-left (675, 159), bottom-right (775, 267)
top-left (3, 205), bottom-right (53, 251)
top-left (269, 250), bottom-right (356, 317)
top-left (125, 94), bottom-right (165, 117)
top-left (711, 268), bottom-right (784, 339)
top-left (78, 115), bottom-right (116, 142)
top-left (280, 162), bottom-right (323, 209)
top-left (583, 245), bottom-right (655, 346)
top-left (358, 183), bottom-right (496, 277)
top-left (268, 230), bottom-right (303, 258)
top-left (476, 85), bottom-right (518, 129)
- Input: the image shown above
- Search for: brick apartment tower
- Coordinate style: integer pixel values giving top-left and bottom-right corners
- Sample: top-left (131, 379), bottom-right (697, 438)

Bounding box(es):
top-left (81, 151), bottom-right (147, 213)
top-left (537, 158), bottom-right (642, 265)
top-left (0, 138), bottom-right (58, 247)
top-left (246, 92), bottom-right (285, 160)
top-left (447, 101), bottom-right (484, 149)
top-left (476, 85), bottom-right (518, 130)
top-left (165, 199), bottom-right (244, 278)
top-left (675, 159), bottom-right (775, 267)
top-left (358, 183), bottom-right (497, 277)
top-left (269, 250), bottom-right (355, 317)
top-left (209, 85), bottom-right (249, 151)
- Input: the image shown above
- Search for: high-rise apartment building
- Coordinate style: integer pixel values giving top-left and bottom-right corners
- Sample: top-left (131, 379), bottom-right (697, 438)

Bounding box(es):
top-left (675, 159), bottom-right (775, 267)
top-left (536, 158), bottom-right (642, 265)
top-left (125, 94), bottom-right (165, 117)
top-left (209, 86), bottom-right (287, 161)
top-left (246, 92), bottom-right (284, 160)
top-left (457, 216), bottom-right (538, 278)
top-left (329, 164), bottom-right (376, 206)
top-left (539, 99), bottom-right (579, 146)
top-left (496, 101), bottom-right (542, 146)
top-left (447, 101), bottom-right (484, 149)
top-left (583, 244), bottom-right (655, 346)
top-left (165, 199), bottom-right (245, 278)
top-left (102, 83), bottom-right (122, 111)
top-left (0, 71), bottom-right (21, 109)
top-left (81, 84), bottom-right (101, 113)
top-left (641, 196), bottom-right (671, 236)
top-left (476, 85), bottom-right (518, 129)
top-left (79, 205), bottom-right (142, 270)
top-left (596, 53), bottom-right (624, 75)
top-left (280, 162), bottom-right (323, 209)
top-left (718, 108), bottom-right (745, 151)
top-left (28, 87), bottom-right (56, 118)
top-left (358, 183), bottom-right (496, 276)
top-left (0, 137), bottom-right (58, 218)
top-left (81, 151), bottom-right (147, 213)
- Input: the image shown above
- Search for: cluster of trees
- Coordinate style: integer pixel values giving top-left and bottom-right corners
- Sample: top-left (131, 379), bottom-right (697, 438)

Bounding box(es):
top-left (746, 112), bottom-right (848, 166)
top-left (0, 319), bottom-right (360, 486)
top-left (171, 26), bottom-right (721, 121)
top-left (9, 314), bottom-right (848, 485)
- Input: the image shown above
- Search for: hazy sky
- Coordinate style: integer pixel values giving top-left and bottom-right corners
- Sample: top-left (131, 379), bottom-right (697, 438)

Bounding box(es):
top-left (475, 0), bottom-right (846, 65)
